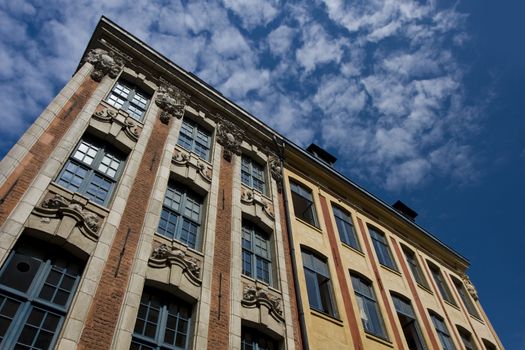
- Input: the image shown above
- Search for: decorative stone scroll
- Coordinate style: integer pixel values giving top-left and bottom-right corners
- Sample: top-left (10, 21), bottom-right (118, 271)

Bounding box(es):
top-left (33, 194), bottom-right (101, 240)
top-left (268, 156), bottom-right (283, 192)
top-left (241, 187), bottom-right (274, 221)
top-left (155, 79), bottom-right (190, 124)
top-left (83, 48), bottom-right (126, 82)
top-left (148, 244), bottom-right (202, 285)
top-left (216, 116), bottom-right (244, 161)
top-left (93, 108), bottom-right (141, 141)
top-left (460, 273), bottom-right (478, 300)
top-left (172, 148), bottom-right (213, 183)
top-left (242, 283), bottom-right (284, 322)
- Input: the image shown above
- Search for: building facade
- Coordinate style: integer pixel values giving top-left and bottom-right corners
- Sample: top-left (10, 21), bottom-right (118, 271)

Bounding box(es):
top-left (0, 17), bottom-right (503, 350)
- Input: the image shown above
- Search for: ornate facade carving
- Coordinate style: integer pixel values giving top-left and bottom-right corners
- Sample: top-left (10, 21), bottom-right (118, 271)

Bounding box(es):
top-left (242, 283), bottom-right (284, 322)
top-left (461, 273), bottom-right (478, 300)
top-left (216, 117), bottom-right (244, 161)
top-left (172, 148), bottom-right (213, 183)
top-left (269, 156), bottom-right (283, 192)
top-left (83, 48), bottom-right (126, 82)
top-left (155, 80), bottom-right (190, 123)
top-left (240, 187), bottom-right (275, 221)
top-left (33, 194), bottom-right (102, 240)
top-left (93, 108), bottom-right (141, 141)
top-left (148, 244), bottom-right (202, 285)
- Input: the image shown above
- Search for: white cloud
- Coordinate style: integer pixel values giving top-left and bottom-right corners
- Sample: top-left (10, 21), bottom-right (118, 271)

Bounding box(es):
top-left (296, 24), bottom-right (344, 72)
top-left (222, 0), bottom-right (278, 29)
top-left (268, 25), bottom-right (295, 56)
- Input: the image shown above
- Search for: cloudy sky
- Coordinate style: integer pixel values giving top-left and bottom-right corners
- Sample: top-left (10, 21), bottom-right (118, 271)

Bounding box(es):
top-left (1, 0), bottom-right (523, 348)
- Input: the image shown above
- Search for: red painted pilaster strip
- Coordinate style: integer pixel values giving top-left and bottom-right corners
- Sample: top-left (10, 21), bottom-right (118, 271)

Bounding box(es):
top-left (390, 238), bottom-right (441, 350)
top-left (319, 195), bottom-right (364, 350)
top-left (356, 217), bottom-right (405, 350)
top-left (421, 259), bottom-right (463, 349)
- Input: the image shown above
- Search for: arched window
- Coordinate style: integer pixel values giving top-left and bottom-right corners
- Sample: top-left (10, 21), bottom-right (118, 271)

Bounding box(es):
top-left (301, 249), bottom-right (337, 317)
top-left (0, 237), bottom-right (84, 349)
top-left (350, 272), bottom-right (387, 339)
top-left (367, 225), bottom-right (398, 271)
top-left (429, 311), bottom-right (456, 350)
top-left (391, 293), bottom-right (427, 349)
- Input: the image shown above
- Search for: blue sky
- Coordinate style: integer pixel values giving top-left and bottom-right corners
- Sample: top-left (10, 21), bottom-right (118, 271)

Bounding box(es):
top-left (0, 0), bottom-right (523, 348)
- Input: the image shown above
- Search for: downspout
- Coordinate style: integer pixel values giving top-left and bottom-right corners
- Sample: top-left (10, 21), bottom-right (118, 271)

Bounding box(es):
top-left (274, 136), bottom-right (310, 350)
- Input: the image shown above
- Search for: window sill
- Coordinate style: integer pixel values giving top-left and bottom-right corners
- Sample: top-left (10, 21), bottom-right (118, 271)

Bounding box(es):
top-left (341, 242), bottom-right (365, 257)
top-left (174, 144), bottom-right (212, 166)
top-left (365, 332), bottom-right (393, 347)
top-left (379, 264), bottom-right (402, 277)
top-left (470, 314), bottom-right (485, 324)
top-left (100, 100), bottom-right (145, 126)
top-left (240, 274), bottom-right (279, 293)
top-left (310, 309), bottom-right (343, 326)
top-left (444, 299), bottom-right (460, 310)
top-left (295, 217), bottom-right (323, 233)
top-left (416, 282), bottom-right (433, 295)
top-left (152, 232), bottom-right (204, 257)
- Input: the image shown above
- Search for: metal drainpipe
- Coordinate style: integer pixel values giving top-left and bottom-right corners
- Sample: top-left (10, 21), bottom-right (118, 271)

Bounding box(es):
top-left (274, 137), bottom-right (310, 350)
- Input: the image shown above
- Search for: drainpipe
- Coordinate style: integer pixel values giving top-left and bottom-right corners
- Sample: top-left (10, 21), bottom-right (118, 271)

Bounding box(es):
top-left (273, 136), bottom-right (310, 350)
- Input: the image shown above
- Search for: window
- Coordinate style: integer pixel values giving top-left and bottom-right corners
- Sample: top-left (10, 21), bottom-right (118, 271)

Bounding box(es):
top-left (457, 326), bottom-right (478, 350)
top-left (428, 263), bottom-right (456, 305)
top-left (57, 136), bottom-right (125, 206)
top-left (430, 312), bottom-right (456, 350)
top-left (0, 237), bottom-right (83, 349)
top-left (402, 247), bottom-right (428, 288)
top-left (241, 156), bottom-right (266, 194)
top-left (241, 327), bottom-right (277, 350)
top-left (482, 339), bottom-right (497, 350)
top-left (242, 221), bottom-right (272, 285)
top-left (368, 226), bottom-right (397, 271)
top-left (301, 250), bottom-right (337, 317)
top-left (452, 277), bottom-right (480, 318)
top-left (332, 205), bottom-right (360, 250)
top-left (290, 181), bottom-right (318, 227)
top-left (391, 294), bottom-right (427, 350)
top-left (177, 118), bottom-right (211, 161)
top-left (158, 183), bottom-right (203, 250)
top-left (131, 288), bottom-right (192, 350)
top-left (106, 80), bottom-right (150, 122)
top-left (350, 273), bottom-right (387, 339)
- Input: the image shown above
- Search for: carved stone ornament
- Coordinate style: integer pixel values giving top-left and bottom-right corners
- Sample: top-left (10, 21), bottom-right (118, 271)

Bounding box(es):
top-left (93, 108), bottom-right (141, 141)
top-left (216, 117), bottom-right (244, 161)
top-left (460, 273), bottom-right (478, 300)
top-left (149, 244), bottom-right (202, 285)
top-left (83, 48), bottom-right (125, 82)
top-left (171, 148), bottom-right (213, 183)
top-left (155, 80), bottom-right (190, 124)
top-left (33, 194), bottom-right (102, 240)
top-left (240, 187), bottom-right (275, 221)
top-left (242, 283), bottom-right (284, 322)
top-left (268, 156), bottom-right (283, 192)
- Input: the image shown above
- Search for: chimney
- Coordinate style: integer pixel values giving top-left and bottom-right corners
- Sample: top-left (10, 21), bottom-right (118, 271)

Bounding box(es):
top-left (392, 200), bottom-right (418, 222)
top-left (306, 143), bottom-right (337, 167)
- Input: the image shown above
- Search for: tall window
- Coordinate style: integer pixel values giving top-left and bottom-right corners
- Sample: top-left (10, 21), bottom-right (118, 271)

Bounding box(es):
top-left (0, 237), bottom-right (83, 349)
top-left (241, 156), bottom-right (266, 194)
top-left (452, 277), bottom-right (480, 318)
top-left (350, 273), bottom-right (388, 339)
top-left (177, 118), bottom-right (211, 161)
top-left (391, 294), bottom-right (427, 350)
top-left (290, 181), bottom-right (318, 227)
top-left (430, 312), bottom-right (456, 350)
top-left (158, 183), bottom-right (203, 250)
top-left (482, 339), bottom-right (497, 350)
top-left (241, 327), bottom-right (277, 350)
top-left (301, 250), bottom-right (337, 317)
top-left (368, 226), bottom-right (397, 271)
top-left (106, 80), bottom-right (150, 122)
top-left (428, 263), bottom-right (456, 305)
top-left (457, 326), bottom-right (478, 350)
top-left (57, 136), bottom-right (125, 206)
top-left (332, 205), bottom-right (360, 250)
top-left (402, 246), bottom-right (428, 288)
top-left (242, 221), bottom-right (272, 284)
top-left (131, 288), bottom-right (192, 350)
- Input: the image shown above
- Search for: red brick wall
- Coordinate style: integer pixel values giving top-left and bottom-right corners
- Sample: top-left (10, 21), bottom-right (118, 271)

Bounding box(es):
top-left (0, 75), bottom-right (97, 227)
top-left (206, 152), bottom-right (234, 349)
top-left (78, 113), bottom-right (169, 349)
top-left (277, 191), bottom-right (303, 350)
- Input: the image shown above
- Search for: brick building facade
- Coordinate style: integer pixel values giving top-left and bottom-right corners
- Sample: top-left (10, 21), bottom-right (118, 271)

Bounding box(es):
top-left (0, 17), bottom-right (503, 350)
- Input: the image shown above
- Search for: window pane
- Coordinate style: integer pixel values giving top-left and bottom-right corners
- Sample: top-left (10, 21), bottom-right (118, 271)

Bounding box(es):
top-left (291, 188), bottom-right (317, 227)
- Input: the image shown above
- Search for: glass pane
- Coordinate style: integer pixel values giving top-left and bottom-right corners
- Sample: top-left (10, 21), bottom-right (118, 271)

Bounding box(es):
top-left (0, 252), bottom-right (42, 293)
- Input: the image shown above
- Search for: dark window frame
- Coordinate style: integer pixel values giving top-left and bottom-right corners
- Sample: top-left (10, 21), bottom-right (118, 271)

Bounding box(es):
top-left (430, 311), bottom-right (456, 350)
top-left (241, 221), bottom-right (273, 285)
top-left (301, 249), bottom-right (337, 317)
top-left (332, 204), bottom-right (361, 251)
top-left (106, 80), bottom-right (150, 122)
top-left (241, 326), bottom-right (278, 350)
top-left (56, 136), bottom-right (126, 206)
top-left (177, 118), bottom-right (212, 161)
top-left (157, 182), bottom-right (204, 250)
top-left (428, 263), bottom-right (456, 306)
top-left (290, 180), bottom-right (319, 228)
top-left (452, 277), bottom-right (480, 319)
top-left (368, 226), bottom-right (398, 271)
top-left (391, 293), bottom-right (427, 350)
top-left (241, 156), bottom-right (266, 194)
top-left (457, 325), bottom-right (478, 350)
top-left (402, 246), bottom-right (429, 288)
